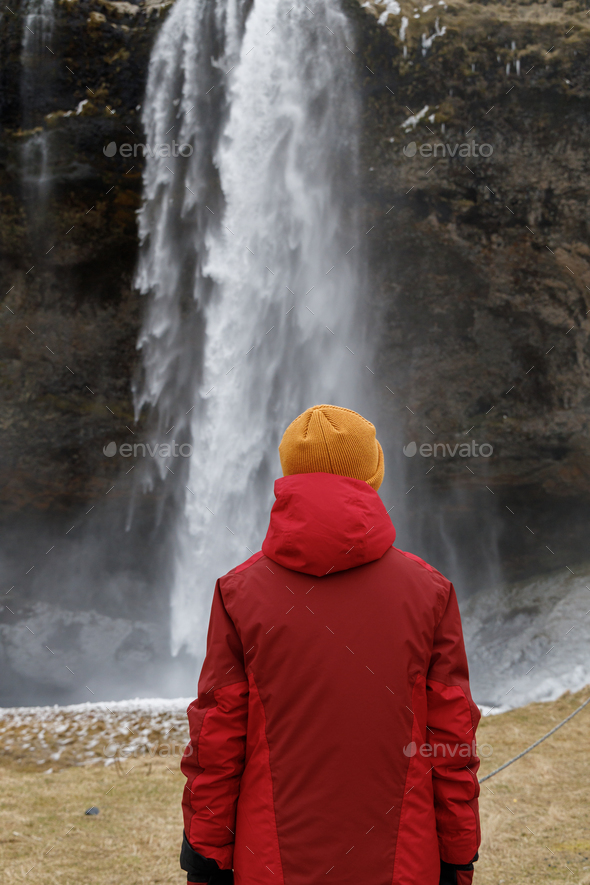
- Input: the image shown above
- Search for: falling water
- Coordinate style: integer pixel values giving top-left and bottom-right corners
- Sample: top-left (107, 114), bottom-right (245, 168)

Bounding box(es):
top-left (134, 0), bottom-right (367, 656)
top-left (20, 0), bottom-right (55, 237)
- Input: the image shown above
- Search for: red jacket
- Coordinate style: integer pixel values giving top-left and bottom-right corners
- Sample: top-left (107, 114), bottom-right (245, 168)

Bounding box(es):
top-left (181, 473), bottom-right (481, 885)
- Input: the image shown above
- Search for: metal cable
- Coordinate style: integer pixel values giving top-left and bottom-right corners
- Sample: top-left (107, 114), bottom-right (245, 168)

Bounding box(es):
top-left (478, 694), bottom-right (590, 783)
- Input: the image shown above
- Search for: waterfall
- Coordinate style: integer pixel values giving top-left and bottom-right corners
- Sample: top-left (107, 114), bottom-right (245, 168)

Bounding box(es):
top-left (134, 0), bottom-right (367, 657)
top-left (20, 0), bottom-right (55, 240)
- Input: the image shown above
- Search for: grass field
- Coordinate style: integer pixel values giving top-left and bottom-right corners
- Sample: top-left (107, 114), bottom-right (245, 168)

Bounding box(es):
top-left (1, 689), bottom-right (589, 883)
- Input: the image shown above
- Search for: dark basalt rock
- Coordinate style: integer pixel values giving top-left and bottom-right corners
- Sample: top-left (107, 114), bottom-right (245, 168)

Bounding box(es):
top-left (0, 0), bottom-right (171, 515)
top-left (346, 0), bottom-right (590, 581)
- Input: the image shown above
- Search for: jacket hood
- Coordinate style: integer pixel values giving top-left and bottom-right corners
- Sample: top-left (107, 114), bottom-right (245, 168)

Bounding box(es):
top-left (261, 473), bottom-right (396, 577)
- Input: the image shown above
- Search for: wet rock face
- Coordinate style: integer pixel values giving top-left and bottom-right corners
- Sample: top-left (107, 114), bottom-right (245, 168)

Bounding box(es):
top-left (0, 0), bottom-right (168, 514)
top-left (0, 0), bottom-right (178, 705)
top-left (348, 0), bottom-right (590, 580)
top-left (461, 564), bottom-right (590, 707)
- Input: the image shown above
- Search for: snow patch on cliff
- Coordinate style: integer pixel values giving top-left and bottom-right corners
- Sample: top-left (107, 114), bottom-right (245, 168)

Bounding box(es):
top-left (361, 0), bottom-right (401, 25)
top-left (421, 17), bottom-right (446, 54)
top-left (401, 105), bottom-right (429, 130)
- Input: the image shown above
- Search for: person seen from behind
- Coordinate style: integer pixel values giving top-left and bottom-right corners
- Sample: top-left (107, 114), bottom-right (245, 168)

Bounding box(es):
top-left (180, 404), bottom-right (481, 885)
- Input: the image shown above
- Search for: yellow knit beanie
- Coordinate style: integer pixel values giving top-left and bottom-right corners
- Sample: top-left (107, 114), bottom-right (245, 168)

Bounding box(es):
top-left (278, 405), bottom-right (384, 491)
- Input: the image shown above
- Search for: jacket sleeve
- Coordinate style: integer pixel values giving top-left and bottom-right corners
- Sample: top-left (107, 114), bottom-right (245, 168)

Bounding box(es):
top-left (426, 582), bottom-right (481, 866)
top-left (180, 579), bottom-right (248, 873)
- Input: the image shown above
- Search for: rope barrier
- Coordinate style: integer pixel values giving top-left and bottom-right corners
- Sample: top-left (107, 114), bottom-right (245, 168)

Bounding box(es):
top-left (478, 694), bottom-right (590, 783)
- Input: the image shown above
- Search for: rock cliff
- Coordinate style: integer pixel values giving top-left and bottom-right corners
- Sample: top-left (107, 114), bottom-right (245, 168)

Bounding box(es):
top-left (351, 0), bottom-right (590, 580)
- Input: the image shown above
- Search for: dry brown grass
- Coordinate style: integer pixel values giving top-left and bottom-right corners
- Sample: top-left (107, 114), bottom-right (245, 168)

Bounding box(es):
top-left (477, 688), bottom-right (590, 884)
top-left (0, 756), bottom-right (186, 884)
top-left (1, 689), bottom-right (589, 883)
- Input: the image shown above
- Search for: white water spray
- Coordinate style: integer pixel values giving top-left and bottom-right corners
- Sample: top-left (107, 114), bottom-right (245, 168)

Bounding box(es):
top-left (135, 0), bottom-right (368, 656)
top-left (20, 0), bottom-right (55, 215)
